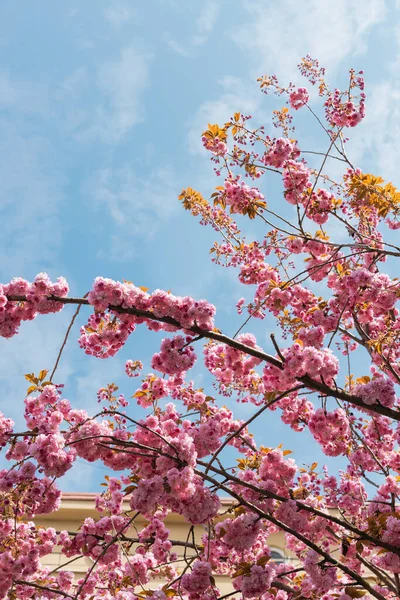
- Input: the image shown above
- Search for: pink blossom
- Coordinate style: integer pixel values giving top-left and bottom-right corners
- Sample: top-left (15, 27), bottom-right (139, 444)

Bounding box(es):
top-left (289, 87), bottom-right (310, 109)
top-left (235, 564), bottom-right (274, 598)
top-left (181, 560), bottom-right (212, 594)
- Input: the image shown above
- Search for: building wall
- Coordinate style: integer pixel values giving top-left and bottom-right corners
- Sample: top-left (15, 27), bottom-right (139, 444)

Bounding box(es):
top-left (35, 493), bottom-right (292, 591)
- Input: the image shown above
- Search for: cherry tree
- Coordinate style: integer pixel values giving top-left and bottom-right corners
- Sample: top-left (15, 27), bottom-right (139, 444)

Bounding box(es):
top-left (0, 57), bottom-right (400, 600)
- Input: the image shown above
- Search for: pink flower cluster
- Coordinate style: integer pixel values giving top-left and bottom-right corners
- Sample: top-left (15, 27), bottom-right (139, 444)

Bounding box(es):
top-left (60, 515), bottom-right (130, 564)
top-left (286, 344), bottom-right (339, 379)
top-left (263, 138), bottom-right (300, 168)
top-left (0, 412), bottom-right (13, 448)
top-left (382, 516), bottom-right (400, 548)
top-left (181, 560), bottom-right (213, 594)
top-left (304, 549), bottom-right (338, 593)
top-left (386, 218), bottom-right (400, 230)
top-left (271, 392), bottom-right (314, 432)
top-left (125, 359), bottom-right (143, 377)
top-left (259, 448), bottom-right (297, 493)
top-left (217, 513), bottom-right (261, 551)
top-left (0, 273), bottom-right (68, 338)
top-left (253, 283), bottom-right (292, 317)
top-left (275, 498), bottom-right (309, 532)
top-left (138, 517), bottom-right (175, 564)
top-left (130, 472), bottom-right (220, 525)
top-left (0, 464), bottom-right (61, 517)
top-left (289, 87), bottom-right (310, 110)
top-left (204, 333), bottom-right (262, 387)
top-left (95, 477), bottom-right (124, 516)
top-left (328, 268), bottom-right (398, 323)
top-left (87, 278), bottom-right (217, 328)
top-left (202, 135), bottom-right (228, 156)
top-left (133, 374), bottom-right (169, 407)
top-left (79, 277), bottom-right (216, 359)
top-left (239, 259), bottom-right (279, 287)
top-left (263, 343), bottom-right (339, 391)
top-left (221, 177), bottom-right (265, 214)
top-left (234, 564), bottom-right (275, 598)
top-left (282, 160), bottom-right (312, 205)
top-left (123, 552), bottom-right (158, 586)
top-left (188, 405), bottom-right (236, 458)
top-left (3, 385), bottom-right (77, 478)
top-left (309, 409), bottom-right (350, 456)
top-left (151, 335), bottom-right (197, 375)
top-left (353, 377), bottom-right (396, 408)
top-left (325, 87), bottom-right (365, 128)
top-left (30, 433), bottom-right (76, 477)
top-left (305, 188), bottom-right (335, 224)
top-left (23, 384), bottom-right (65, 434)
top-left (79, 312), bottom-right (136, 358)
top-left (129, 475), bottom-right (165, 515)
top-left (0, 521), bottom-right (57, 598)
top-left (297, 326), bottom-right (325, 348)
top-left (68, 415), bottom-right (117, 465)
top-left (167, 466), bottom-right (197, 500)
top-left (87, 405), bottom-right (222, 524)
top-left (374, 551), bottom-right (400, 574)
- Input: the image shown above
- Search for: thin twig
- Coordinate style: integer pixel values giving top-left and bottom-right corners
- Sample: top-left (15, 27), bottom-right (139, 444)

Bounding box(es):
top-left (204, 385), bottom-right (303, 475)
top-left (50, 293), bottom-right (88, 381)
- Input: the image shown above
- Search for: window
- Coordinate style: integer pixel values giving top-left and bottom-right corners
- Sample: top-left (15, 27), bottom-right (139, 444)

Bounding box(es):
top-left (270, 548), bottom-right (285, 564)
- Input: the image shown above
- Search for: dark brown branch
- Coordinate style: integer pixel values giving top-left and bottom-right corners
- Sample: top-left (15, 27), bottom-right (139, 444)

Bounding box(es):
top-left (205, 385), bottom-right (304, 475)
top-left (194, 461), bottom-right (400, 556)
top-left (14, 580), bottom-right (73, 599)
top-left (6, 294), bottom-right (400, 421)
top-left (91, 432), bottom-right (400, 555)
top-left (196, 470), bottom-right (386, 600)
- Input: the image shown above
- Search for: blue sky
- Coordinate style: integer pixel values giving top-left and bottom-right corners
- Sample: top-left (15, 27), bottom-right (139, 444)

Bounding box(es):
top-left (0, 0), bottom-right (399, 491)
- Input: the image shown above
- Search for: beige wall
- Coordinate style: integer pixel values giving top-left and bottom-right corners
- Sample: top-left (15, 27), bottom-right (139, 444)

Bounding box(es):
top-left (34, 495), bottom-right (377, 594)
top-left (35, 493), bottom-right (291, 589)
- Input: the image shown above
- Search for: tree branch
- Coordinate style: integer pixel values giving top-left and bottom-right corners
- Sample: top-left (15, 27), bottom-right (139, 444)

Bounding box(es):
top-left (6, 293), bottom-right (400, 422)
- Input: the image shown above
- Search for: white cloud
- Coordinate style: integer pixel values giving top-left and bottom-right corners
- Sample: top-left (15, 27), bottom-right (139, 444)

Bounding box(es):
top-left (104, 4), bottom-right (135, 28)
top-left (344, 22), bottom-right (400, 182)
top-left (163, 32), bottom-right (190, 57)
top-left (347, 80), bottom-right (400, 181)
top-left (0, 71), bottom-right (51, 118)
top-left (233, 0), bottom-right (386, 80)
top-left (0, 310), bottom-right (76, 426)
top-left (55, 68), bottom-right (92, 135)
top-left (0, 311), bottom-right (121, 492)
top-left (59, 67), bottom-right (87, 95)
top-left (193, 0), bottom-right (219, 45)
top-left (77, 46), bottom-right (152, 143)
top-left (163, 0), bottom-right (219, 56)
top-left (187, 75), bottom-right (264, 154)
top-left (0, 120), bottom-right (65, 276)
top-left (74, 356), bottom-right (125, 416)
top-left (84, 163), bottom-right (179, 260)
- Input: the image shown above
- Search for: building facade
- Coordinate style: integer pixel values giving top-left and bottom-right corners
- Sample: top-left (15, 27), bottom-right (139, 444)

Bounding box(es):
top-left (35, 493), bottom-right (291, 593)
